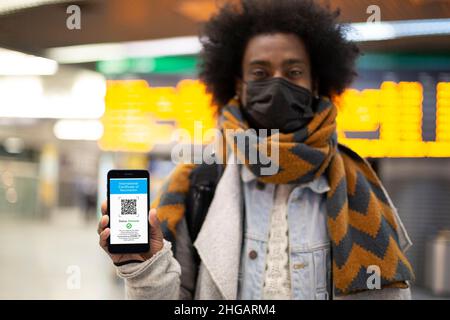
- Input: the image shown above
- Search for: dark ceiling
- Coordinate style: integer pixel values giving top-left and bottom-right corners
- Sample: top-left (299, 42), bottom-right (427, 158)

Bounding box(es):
top-left (0, 0), bottom-right (449, 58)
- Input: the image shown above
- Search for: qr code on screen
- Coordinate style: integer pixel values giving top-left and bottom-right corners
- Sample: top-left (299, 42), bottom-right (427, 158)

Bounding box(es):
top-left (121, 199), bottom-right (137, 215)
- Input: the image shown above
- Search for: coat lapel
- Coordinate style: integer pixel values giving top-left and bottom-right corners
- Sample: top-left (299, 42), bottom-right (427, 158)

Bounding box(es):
top-left (193, 162), bottom-right (243, 300)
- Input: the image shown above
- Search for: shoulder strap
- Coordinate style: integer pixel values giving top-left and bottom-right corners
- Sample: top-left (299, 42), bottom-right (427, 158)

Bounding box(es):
top-left (185, 163), bottom-right (224, 244)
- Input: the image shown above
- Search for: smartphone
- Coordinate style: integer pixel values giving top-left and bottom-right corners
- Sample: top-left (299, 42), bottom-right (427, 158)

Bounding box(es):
top-left (107, 170), bottom-right (150, 254)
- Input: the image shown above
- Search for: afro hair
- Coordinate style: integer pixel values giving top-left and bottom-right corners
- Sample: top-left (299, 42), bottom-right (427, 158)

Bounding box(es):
top-left (198, 0), bottom-right (360, 108)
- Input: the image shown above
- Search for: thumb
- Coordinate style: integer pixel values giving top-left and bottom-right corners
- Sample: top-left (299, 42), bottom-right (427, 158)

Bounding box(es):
top-left (149, 208), bottom-right (164, 240)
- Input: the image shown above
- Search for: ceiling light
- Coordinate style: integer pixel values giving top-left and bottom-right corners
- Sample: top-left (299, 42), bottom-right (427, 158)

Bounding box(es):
top-left (0, 48), bottom-right (58, 75)
top-left (45, 19), bottom-right (450, 64)
top-left (53, 120), bottom-right (103, 141)
top-left (0, 73), bottom-right (105, 119)
top-left (45, 36), bottom-right (202, 64)
top-left (346, 18), bottom-right (450, 42)
top-left (0, 0), bottom-right (76, 15)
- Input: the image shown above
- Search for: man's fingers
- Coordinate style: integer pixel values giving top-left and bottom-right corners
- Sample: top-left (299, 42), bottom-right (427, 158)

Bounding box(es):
top-left (97, 215), bottom-right (109, 235)
top-left (147, 208), bottom-right (164, 257)
top-left (99, 228), bottom-right (110, 248)
top-left (149, 208), bottom-right (160, 228)
top-left (98, 201), bottom-right (108, 235)
top-left (149, 209), bottom-right (163, 239)
top-left (101, 201), bottom-right (107, 215)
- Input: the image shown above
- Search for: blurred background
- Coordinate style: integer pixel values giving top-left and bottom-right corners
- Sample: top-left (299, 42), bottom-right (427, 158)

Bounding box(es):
top-left (0, 0), bottom-right (449, 299)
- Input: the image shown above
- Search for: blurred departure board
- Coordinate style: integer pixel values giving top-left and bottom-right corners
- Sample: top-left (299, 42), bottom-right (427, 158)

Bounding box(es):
top-left (99, 52), bottom-right (450, 158)
top-left (336, 80), bottom-right (450, 157)
top-left (337, 53), bottom-right (450, 157)
top-left (99, 79), bottom-right (216, 152)
top-left (100, 78), bottom-right (450, 157)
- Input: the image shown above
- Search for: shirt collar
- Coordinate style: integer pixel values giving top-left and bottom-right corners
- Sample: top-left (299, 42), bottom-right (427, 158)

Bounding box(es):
top-left (240, 165), bottom-right (330, 194)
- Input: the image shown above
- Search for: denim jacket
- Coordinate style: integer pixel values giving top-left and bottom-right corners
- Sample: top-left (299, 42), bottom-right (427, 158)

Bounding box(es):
top-left (237, 165), bottom-right (332, 300)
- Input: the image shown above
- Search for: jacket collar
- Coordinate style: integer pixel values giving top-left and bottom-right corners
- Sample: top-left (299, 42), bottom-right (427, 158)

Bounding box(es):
top-left (193, 161), bottom-right (243, 300)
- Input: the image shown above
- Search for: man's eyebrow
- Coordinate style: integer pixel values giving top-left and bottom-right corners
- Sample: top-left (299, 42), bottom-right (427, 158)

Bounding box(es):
top-left (282, 58), bottom-right (306, 66)
top-left (248, 60), bottom-right (272, 67)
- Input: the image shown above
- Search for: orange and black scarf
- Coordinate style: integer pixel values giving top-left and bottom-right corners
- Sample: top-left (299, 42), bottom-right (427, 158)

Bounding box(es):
top-left (152, 97), bottom-right (414, 295)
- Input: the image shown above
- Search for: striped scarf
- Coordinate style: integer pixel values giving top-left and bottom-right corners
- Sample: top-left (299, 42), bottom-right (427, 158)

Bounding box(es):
top-left (152, 97), bottom-right (414, 295)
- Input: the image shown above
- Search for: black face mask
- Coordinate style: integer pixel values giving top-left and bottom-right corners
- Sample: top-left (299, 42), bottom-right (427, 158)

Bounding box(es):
top-left (241, 77), bottom-right (315, 133)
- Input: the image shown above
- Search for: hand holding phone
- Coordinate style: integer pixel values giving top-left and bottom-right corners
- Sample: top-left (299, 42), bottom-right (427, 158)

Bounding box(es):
top-left (98, 170), bottom-right (164, 264)
top-left (98, 204), bottom-right (164, 265)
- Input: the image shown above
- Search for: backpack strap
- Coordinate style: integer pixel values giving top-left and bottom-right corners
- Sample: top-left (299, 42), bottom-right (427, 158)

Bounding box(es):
top-left (185, 163), bottom-right (224, 267)
top-left (186, 163), bottom-right (224, 243)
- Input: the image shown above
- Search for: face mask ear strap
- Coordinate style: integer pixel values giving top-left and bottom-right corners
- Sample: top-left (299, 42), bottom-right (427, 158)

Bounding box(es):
top-left (312, 76), bottom-right (320, 99)
top-left (235, 77), bottom-right (248, 102)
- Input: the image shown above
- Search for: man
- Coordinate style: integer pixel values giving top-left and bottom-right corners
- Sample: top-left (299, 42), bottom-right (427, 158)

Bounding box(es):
top-left (98, 0), bottom-right (414, 299)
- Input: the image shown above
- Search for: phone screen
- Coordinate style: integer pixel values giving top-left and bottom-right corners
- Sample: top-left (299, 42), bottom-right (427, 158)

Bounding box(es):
top-left (109, 177), bottom-right (149, 245)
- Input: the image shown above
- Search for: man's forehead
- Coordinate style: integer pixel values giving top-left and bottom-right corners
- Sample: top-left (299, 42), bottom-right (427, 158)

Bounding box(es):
top-left (243, 34), bottom-right (308, 63)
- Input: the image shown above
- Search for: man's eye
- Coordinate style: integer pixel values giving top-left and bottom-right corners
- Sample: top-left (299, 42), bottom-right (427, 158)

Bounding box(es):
top-left (252, 70), bottom-right (267, 79)
top-left (289, 70), bottom-right (303, 77)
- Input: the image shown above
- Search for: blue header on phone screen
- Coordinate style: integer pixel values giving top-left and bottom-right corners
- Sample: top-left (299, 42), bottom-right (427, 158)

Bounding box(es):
top-left (110, 178), bottom-right (147, 195)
